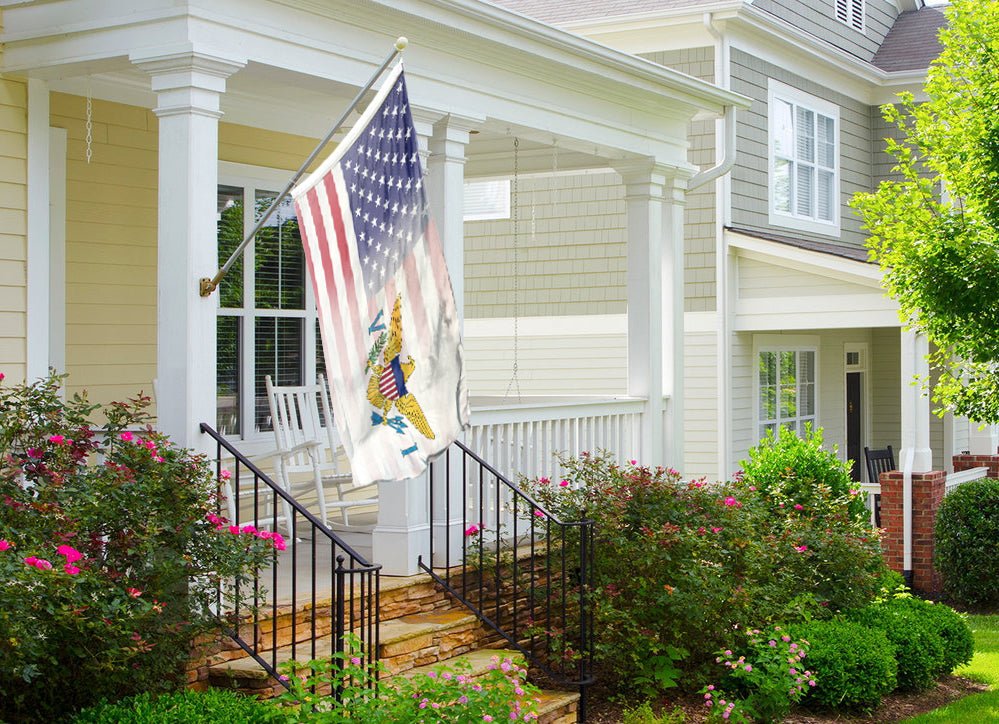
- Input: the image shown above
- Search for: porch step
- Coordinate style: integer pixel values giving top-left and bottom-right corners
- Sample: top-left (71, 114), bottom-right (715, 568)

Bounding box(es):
top-left (397, 647), bottom-right (525, 680)
top-left (207, 608), bottom-right (484, 693)
top-left (536, 689), bottom-right (581, 724)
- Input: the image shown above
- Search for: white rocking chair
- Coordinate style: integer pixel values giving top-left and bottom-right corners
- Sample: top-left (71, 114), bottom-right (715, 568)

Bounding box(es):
top-left (265, 374), bottom-right (377, 529)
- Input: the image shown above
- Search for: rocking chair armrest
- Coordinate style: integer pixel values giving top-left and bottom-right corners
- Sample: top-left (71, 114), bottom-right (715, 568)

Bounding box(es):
top-left (323, 498), bottom-right (378, 508)
top-left (276, 440), bottom-right (324, 459)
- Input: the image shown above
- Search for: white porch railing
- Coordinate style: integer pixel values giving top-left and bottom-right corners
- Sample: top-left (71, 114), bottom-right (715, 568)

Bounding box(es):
top-left (946, 466), bottom-right (988, 494)
top-left (467, 396), bottom-right (646, 484)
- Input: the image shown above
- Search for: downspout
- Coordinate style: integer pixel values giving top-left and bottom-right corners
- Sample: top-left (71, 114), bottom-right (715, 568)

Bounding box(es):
top-left (902, 447), bottom-right (914, 588)
top-left (693, 12), bottom-right (735, 481)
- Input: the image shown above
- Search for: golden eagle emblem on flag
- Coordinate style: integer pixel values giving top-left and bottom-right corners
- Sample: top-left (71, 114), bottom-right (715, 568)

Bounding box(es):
top-left (366, 295), bottom-right (435, 440)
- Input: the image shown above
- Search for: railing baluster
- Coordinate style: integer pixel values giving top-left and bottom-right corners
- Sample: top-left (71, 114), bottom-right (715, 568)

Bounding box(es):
top-left (199, 423), bottom-right (380, 699)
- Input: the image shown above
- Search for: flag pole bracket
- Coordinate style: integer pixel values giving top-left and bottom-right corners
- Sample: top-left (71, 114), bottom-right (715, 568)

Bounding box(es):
top-left (199, 36), bottom-right (408, 298)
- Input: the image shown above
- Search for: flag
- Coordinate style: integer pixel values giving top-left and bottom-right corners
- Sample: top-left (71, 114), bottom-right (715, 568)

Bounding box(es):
top-left (292, 63), bottom-right (469, 488)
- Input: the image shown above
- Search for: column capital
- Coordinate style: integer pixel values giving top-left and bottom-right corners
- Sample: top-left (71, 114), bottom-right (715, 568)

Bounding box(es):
top-left (614, 158), bottom-right (694, 201)
top-left (131, 46), bottom-right (245, 119)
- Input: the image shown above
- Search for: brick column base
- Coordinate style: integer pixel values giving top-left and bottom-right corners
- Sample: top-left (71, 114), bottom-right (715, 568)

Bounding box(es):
top-left (952, 453), bottom-right (999, 477)
top-left (879, 469), bottom-right (946, 595)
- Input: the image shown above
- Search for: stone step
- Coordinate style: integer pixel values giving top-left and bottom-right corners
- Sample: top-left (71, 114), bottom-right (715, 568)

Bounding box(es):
top-left (536, 689), bottom-right (581, 724)
top-left (207, 609), bottom-right (484, 695)
top-left (394, 647), bottom-right (526, 680)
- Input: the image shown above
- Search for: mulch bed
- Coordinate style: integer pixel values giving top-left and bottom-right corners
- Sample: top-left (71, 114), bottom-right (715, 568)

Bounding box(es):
top-left (585, 675), bottom-right (989, 722)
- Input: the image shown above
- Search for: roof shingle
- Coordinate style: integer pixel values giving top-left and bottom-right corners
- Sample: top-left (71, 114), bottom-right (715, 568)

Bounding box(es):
top-left (872, 6), bottom-right (947, 72)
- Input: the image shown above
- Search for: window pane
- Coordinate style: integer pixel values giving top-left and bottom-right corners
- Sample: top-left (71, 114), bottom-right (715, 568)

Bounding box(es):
top-left (773, 99), bottom-right (795, 158)
top-left (817, 169), bottom-right (835, 221)
top-left (796, 107), bottom-right (815, 163)
top-left (759, 351), bottom-right (777, 386)
top-left (773, 159), bottom-right (792, 213)
top-left (218, 186), bottom-right (244, 309)
top-left (800, 351), bottom-right (816, 383)
top-left (255, 317), bottom-right (304, 432)
top-left (818, 115), bottom-right (836, 168)
top-left (255, 191), bottom-right (305, 310)
top-left (800, 383), bottom-right (815, 416)
top-left (217, 315), bottom-right (241, 435)
top-left (796, 165), bottom-right (814, 217)
top-left (781, 384), bottom-right (797, 419)
top-left (760, 385), bottom-right (777, 423)
top-left (316, 318), bottom-right (327, 383)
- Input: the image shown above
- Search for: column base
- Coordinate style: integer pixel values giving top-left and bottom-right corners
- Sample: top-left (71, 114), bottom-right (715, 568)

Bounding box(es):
top-left (372, 523), bottom-right (430, 577)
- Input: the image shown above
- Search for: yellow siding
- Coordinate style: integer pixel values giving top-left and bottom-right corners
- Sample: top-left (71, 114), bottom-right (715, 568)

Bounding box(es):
top-left (683, 331), bottom-right (719, 480)
top-left (51, 92), bottom-right (158, 406)
top-left (0, 76), bottom-right (26, 383)
top-left (52, 93), bottom-right (320, 408)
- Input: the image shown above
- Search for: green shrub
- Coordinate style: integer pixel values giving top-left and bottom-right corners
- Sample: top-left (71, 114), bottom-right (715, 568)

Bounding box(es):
top-left (620, 702), bottom-right (686, 724)
top-left (848, 598), bottom-right (947, 691)
top-left (0, 375), bottom-right (276, 722)
top-left (935, 478), bottom-right (999, 606)
top-left (740, 424), bottom-right (868, 522)
top-left (519, 440), bottom-right (885, 695)
top-left (791, 619), bottom-right (896, 711)
top-left (73, 690), bottom-right (281, 723)
top-left (907, 599), bottom-right (974, 675)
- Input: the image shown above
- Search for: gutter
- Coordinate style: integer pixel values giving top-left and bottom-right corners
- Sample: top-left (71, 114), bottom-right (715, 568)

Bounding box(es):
top-left (689, 13), bottom-right (738, 191)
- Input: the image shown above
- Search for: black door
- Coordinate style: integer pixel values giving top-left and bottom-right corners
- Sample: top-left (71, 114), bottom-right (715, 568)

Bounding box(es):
top-left (847, 372), bottom-right (862, 481)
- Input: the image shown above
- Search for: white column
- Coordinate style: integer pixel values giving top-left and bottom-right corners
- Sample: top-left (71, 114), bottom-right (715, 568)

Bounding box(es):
top-left (132, 50), bottom-right (244, 450)
top-left (618, 161), bottom-right (689, 468)
top-left (428, 114), bottom-right (478, 566)
top-left (969, 422), bottom-right (999, 455)
top-left (26, 79), bottom-right (50, 381)
top-left (372, 473), bottom-right (430, 576)
top-left (899, 328), bottom-right (932, 581)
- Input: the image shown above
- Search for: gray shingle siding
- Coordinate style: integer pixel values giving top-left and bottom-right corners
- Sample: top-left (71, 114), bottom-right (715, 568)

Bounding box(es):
top-left (730, 47), bottom-right (872, 251)
top-left (751, 0), bottom-right (897, 62)
top-left (642, 47), bottom-right (718, 313)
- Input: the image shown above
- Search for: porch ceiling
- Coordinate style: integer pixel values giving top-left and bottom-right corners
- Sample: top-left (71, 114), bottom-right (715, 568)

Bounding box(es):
top-left (0, 0), bottom-right (748, 170)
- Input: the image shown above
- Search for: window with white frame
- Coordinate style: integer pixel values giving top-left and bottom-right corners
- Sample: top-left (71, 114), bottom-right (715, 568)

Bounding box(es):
top-left (464, 179), bottom-right (510, 221)
top-left (758, 348), bottom-right (817, 440)
top-left (216, 178), bottom-right (324, 438)
top-left (835, 0), bottom-right (865, 32)
top-left (768, 80), bottom-right (840, 235)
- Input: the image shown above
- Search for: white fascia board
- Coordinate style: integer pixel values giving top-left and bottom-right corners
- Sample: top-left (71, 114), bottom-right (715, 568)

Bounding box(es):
top-left (734, 308), bottom-right (901, 331)
top-left (727, 229), bottom-right (885, 288)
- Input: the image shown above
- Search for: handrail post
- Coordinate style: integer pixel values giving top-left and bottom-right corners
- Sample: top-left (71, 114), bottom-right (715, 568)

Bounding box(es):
top-left (334, 555), bottom-right (346, 704)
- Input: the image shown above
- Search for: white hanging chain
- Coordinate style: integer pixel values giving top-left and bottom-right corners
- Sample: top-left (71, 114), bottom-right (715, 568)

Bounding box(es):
top-left (85, 80), bottom-right (93, 164)
top-left (503, 136), bottom-right (523, 403)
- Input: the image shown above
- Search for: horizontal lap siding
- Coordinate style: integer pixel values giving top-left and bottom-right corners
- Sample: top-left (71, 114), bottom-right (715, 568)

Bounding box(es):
top-left (53, 93), bottom-right (158, 408)
top-left (729, 48), bottom-right (872, 249)
top-left (463, 330), bottom-right (626, 395)
top-left (872, 104), bottom-right (907, 186)
top-left (684, 331), bottom-right (719, 480)
top-left (751, 0), bottom-right (897, 60)
top-left (870, 326), bottom-right (900, 450)
top-left (0, 77), bottom-right (26, 383)
top-left (738, 257), bottom-right (875, 297)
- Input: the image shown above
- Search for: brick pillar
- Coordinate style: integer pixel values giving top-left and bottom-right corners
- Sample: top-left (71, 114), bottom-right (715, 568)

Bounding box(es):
top-left (879, 469), bottom-right (946, 594)
top-left (953, 453), bottom-right (999, 478)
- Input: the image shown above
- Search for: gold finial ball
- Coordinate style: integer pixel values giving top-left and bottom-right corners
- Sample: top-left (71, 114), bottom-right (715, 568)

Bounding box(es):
top-left (395, 37), bottom-right (408, 51)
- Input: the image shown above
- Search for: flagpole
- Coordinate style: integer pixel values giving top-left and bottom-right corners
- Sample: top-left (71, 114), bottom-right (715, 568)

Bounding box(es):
top-left (200, 36), bottom-right (409, 297)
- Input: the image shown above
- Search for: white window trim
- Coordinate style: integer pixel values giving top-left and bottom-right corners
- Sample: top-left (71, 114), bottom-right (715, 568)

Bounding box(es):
top-left (753, 334), bottom-right (821, 442)
top-left (767, 80), bottom-right (841, 237)
top-left (217, 161), bottom-right (320, 452)
top-left (843, 342), bottom-right (873, 473)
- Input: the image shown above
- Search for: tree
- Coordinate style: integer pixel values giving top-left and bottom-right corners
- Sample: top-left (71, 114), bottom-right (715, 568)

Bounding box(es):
top-left (853, 0), bottom-right (999, 423)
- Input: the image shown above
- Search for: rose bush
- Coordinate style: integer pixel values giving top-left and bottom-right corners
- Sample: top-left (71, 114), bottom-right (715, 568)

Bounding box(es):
top-left (0, 374), bottom-right (276, 722)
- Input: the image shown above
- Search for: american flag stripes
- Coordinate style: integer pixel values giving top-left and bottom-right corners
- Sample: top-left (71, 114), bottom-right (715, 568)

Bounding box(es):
top-left (292, 63), bottom-right (469, 488)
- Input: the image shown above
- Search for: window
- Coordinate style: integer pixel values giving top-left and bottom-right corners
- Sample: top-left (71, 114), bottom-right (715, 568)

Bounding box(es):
top-left (768, 80), bottom-right (839, 235)
top-left (216, 170), bottom-right (323, 439)
top-left (757, 348), bottom-right (817, 439)
top-left (835, 0), bottom-right (865, 32)
top-left (464, 179), bottom-right (510, 221)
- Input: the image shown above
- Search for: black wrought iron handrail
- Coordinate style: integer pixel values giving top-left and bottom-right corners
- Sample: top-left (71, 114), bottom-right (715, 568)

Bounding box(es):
top-left (200, 423), bottom-right (381, 693)
top-left (419, 439), bottom-right (594, 720)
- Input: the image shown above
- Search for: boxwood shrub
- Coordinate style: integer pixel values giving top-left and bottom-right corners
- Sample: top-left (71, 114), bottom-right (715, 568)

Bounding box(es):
top-left (909, 599), bottom-right (975, 675)
top-left (73, 690), bottom-right (281, 723)
top-left (848, 597), bottom-right (947, 691)
top-left (790, 619), bottom-right (896, 711)
top-left (935, 478), bottom-right (999, 606)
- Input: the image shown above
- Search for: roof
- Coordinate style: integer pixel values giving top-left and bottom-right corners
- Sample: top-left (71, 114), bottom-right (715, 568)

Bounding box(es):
top-left (726, 227), bottom-right (872, 263)
top-left (486, 0), bottom-right (712, 25)
top-left (872, 6), bottom-right (947, 72)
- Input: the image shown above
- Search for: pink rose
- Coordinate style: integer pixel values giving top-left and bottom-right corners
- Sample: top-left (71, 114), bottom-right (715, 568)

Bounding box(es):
top-left (64, 564), bottom-right (81, 575)
top-left (127, 587), bottom-right (142, 598)
top-left (0, 540), bottom-right (11, 551)
top-left (57, 545), bottom-right (83, 563)
top-left (464, 523), bottom-right (480, 537)
top-left (559, 479), bottom-right (569, 487)
top-left (48, 435), bottom-right (65, 445)
top-left (119, 431), bottom-right (134, 442)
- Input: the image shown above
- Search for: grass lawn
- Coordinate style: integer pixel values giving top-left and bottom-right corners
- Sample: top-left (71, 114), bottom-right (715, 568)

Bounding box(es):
top-left (903, 614), bottom-right (999, 722)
